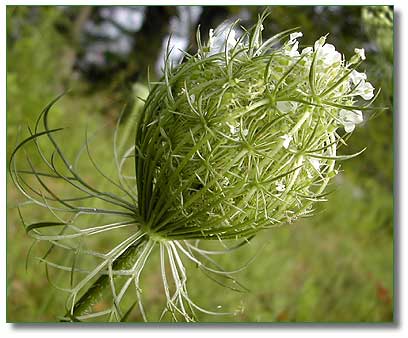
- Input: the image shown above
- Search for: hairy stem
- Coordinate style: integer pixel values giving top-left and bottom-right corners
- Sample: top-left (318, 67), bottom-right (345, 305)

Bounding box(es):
top-left (64, 234), bottom-right (149, 321)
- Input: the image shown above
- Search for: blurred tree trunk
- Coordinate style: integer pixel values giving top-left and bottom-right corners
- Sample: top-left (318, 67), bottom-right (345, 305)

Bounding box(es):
top-left (61, 6), bottom-right (93, 89)
top-left (126, 6), bottom-right (177, 81)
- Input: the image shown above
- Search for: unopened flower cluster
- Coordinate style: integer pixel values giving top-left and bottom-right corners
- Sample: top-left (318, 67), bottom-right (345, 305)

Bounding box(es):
top-left (136, 21), bottom-right (374, 241)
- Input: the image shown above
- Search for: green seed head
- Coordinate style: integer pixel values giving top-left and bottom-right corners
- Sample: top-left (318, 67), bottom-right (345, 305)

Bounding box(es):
top-left (136, 19), bottom-right (374, 241)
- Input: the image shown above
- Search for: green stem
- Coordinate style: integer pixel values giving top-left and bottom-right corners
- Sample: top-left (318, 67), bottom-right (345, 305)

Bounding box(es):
top-left (63, 89), bottom-right (149, 321)
top-left (64, 234), bottom-right (149, 321)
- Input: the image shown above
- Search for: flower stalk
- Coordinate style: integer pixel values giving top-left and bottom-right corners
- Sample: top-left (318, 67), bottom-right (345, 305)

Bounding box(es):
top-left (67, 234), bottom-right (149, 320)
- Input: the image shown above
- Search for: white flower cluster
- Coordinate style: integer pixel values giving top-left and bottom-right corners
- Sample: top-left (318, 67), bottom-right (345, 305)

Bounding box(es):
top-left (207, 23), bottom-right (240, 56)
top-left (283, 32), bottom-right (303, 57)
top-left (205, 25), bottom-right (375, 135)
top-left (285, 33), bottom-right (374, 133)
top-left (350, 70), bottom-right (375, 100)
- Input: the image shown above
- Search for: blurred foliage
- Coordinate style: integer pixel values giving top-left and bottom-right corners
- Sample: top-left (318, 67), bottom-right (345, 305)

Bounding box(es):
top-left (7, 7), bottom-right (67, 153)
top-left (6, 5), bottom-right (393, 322)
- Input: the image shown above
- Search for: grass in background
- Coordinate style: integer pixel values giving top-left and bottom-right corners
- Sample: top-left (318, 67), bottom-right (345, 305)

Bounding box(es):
top-left (7, 166), bottom-right (393, 321)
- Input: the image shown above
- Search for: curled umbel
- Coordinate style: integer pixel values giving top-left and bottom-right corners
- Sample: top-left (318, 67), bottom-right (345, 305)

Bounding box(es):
top-left (136, 16), bottom-right (373, 241)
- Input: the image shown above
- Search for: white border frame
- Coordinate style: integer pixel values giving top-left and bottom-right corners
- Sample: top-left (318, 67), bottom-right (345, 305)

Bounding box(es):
top-left (1, 1), bottom-right (405, 337)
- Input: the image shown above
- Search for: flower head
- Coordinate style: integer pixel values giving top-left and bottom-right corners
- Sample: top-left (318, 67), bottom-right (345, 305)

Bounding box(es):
top-left (130, 21), bottom-right (375, 240)
top-left (339, 109), bottom-right (364, 132)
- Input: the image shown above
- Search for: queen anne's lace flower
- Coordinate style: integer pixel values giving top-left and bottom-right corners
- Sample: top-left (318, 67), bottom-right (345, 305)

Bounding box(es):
top-left (350, 70), bottom-right (367, 85)
top-left (349, 70), bottom-right (374, 100)
top-left (354, 48), bottom-right (366, 60)
top-left (356, 81), bottom-right (375, 100)
top-left (208, 24), bottom-right (239, 56)
top-left (317, 43), bottom-right (342, 66)
top-left (283, 31), bottom-right (303, 57)
top-left (339, 109), bottom-right (364, 132)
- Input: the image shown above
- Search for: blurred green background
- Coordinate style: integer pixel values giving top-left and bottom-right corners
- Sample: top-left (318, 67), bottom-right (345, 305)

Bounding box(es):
top-left (6, 5), bottom-right (393, 322)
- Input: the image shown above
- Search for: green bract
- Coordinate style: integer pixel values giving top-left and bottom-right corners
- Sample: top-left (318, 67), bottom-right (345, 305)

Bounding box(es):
top-left (10, 14), bottom-right (376, 322)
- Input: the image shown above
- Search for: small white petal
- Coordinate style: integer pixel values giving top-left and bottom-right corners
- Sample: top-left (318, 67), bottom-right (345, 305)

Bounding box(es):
top-left (226, 30), bottom-right (237, 48)
top-left (350, 70), bottom-right (367, 85)
top-left (318, 44), bottom-right (341, 66)
top-left (226, 122), bottom-right (239, 135)
top-left (289, 32), bottom-right (303, 41)
top-left (281, 134), bottom-right (293, 149)
top-left (277, 101), bottom-right (294, 113)
top-left (242, 129), bottom-right (249, 137)
top-left (342, 109), bottom-right (363, 124)
top-left (339, 109), bottom-right (363, 132)
top-left (275, 181), bottom-right (286, 192)
top-left (310, 158), bottom-right (321, 171)
top-left (207, 24), bottom-right (240, 56)
top-left (301, 47), bottom-right (313, 55)
top-left (360, 82), bottom-right (375, 100)
top-left (344, 123), bottom-right (356, 133)
top-left (323, 43), bottom-right (336, 53)
top-left (284, 41), bottom-right (300, 57)
top-left (314, 36), bottom-right (326, 50)
top-left (354, 48), bottom-right (366, 60)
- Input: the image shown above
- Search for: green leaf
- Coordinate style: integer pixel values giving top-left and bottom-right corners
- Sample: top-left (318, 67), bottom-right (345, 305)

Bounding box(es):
top-left (25, 221), bottom-right (66, 233)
